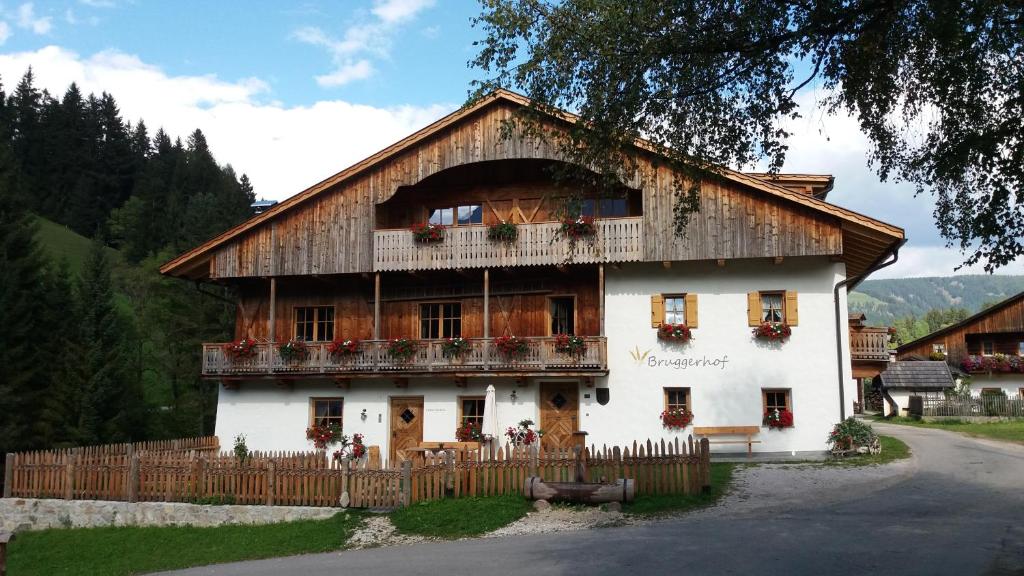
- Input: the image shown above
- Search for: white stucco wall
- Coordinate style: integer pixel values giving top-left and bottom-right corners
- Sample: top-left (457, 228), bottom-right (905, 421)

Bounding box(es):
top-left (215, 256), bottom-right (851, 456)
top-left (964, 373), bottom-right (1024, 397)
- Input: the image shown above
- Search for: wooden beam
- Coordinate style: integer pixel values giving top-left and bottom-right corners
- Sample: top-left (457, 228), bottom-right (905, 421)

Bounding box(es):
top-left (662, 261), bottom-right (671, 269)
top-left (268, 277), bottom-right (277, 342)
top-left (483, 269), bottom-right (490, 339)
top-left (334, 377), bottom-right (351, 389)
top-left (373, 272), bottom-right (381, 340)
top-left (394, 378), bottom-right (409, 388)
top-left (716, 259), bottom-right (726, 267)
top-left (598, 264), bottom-right (605, 337)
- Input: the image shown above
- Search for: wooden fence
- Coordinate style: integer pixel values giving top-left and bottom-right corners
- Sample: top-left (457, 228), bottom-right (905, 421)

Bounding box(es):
top-left (4, 437), bottom-right (710, 509)
top-left (923, 394), bottom-right (1024, 417)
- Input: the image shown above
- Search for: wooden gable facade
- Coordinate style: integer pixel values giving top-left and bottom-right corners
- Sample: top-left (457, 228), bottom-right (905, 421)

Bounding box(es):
top-left (897, 292), bottom-right (1024, 365)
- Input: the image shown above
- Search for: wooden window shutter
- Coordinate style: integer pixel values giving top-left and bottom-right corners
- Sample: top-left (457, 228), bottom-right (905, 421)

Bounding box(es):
top-left (747, 292), bottom-right (761, 326)
top-left (684, 294), bottom-right (698, 328)
top-left (784, 290), bottom-right (799, 326)
top-left (651, 294), bottom-right (665, 328)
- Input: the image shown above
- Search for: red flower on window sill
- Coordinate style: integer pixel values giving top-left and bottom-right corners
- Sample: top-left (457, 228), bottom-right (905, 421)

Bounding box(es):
top-left (658, 323), bottom-right (692, 342)
top-left (753, 322), bottom-right (791, 341)
top-left (763, 409), bottom-right (794, 429)
top-left (411, 223), bottom-right (446, 243)
top-left (661, 409), bottom-right (694, 429)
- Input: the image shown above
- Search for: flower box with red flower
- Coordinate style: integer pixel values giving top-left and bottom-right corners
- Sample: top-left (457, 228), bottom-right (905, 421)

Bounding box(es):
top-left (279, 340), bottom-right (309, 363)
top-left (441, 337), bottom-right (472, 359)
top-left (752, 322), bottom-right (792, 341)
top-left (554, 334), bottom-right (586, 357)
top-left (487, 221), bottom-right (518, 243)
top-left (455, 419), bottom-right (482, 442)
top-left (494, 335), bottom-right (529, 359)
top-left (306, 423), bottom-right (343, 450)
top-left (387, 338), bottom-right (418, 362)
top-left (660, 409), bottom-right (694, 429)
top-left (223, 337), bottom-right (258, 362)
top-left (961, 354), bottom-right (1023, 374)
top-left (327, 338), bottom-right (360, 359)
top-left (411, 223), bottom-right (446, 243)
top-left (763, 409), bottom-right (794, 429)
top-left (658, 323), bottom-right (692, 342)
top-left (559, 215), bottom-right (597, 239)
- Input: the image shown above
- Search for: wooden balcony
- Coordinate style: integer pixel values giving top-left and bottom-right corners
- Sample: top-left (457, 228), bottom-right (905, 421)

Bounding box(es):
top-left (373, 217), bottom-right (643, 272)
top-left (850, 328), bottom-right (891, 362)
top-left (203, 337), bottom-right (608, 378)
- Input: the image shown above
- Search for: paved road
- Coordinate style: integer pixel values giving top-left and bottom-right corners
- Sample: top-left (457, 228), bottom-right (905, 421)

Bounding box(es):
top-left (160, 424), bottom-right (1024, 576)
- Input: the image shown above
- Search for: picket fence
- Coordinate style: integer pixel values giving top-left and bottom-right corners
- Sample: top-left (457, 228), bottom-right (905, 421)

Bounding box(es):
top-left (4, 436), bottom-right (711, 509)
top-left (923, 394), bottom-right (1024, 417)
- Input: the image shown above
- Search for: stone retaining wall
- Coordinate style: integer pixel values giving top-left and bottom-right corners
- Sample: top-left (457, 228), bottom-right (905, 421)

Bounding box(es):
top-left (0, 498), bottom-right (338, 532)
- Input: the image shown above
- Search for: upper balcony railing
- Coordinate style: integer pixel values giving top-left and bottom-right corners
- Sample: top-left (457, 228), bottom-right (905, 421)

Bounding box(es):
top-left (373, 217), bottom-right (643, 272)
top-left (203, 337), bottom-right (608, 377)
top-left (850, 328), bottom-right (891, 362)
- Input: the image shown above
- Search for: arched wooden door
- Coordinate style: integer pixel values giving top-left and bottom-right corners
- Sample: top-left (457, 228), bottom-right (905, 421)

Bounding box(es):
top-left (539, 381), bottom-right (578, 450)
top-left (390, 396), bottom-right (424, 463)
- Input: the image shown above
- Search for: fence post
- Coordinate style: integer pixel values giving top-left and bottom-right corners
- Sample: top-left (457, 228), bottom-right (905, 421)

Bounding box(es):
top-left (528, 444), bottom-right (539, 478)
top-left (700, 438), bottom-right (711, 493)
top-left (127, 453), bottom-right (140, 503)
top-left (2, 454), bottom-right (12, 498)
top-left (266, 460), bottom-right (276, 506)
top-left (400, 460), bottom-right (412, 507)
top-left (64, 455), bottom-right (75, 500)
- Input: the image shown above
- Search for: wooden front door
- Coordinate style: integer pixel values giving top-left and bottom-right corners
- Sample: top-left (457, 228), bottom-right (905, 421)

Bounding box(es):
top-left (539, 382), bottom-right (579, 450)
top-left (390, 396), bottom-right (424, 464)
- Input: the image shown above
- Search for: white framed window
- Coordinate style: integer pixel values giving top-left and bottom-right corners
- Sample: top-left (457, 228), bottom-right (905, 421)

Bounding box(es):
top-left (760, 292), bottom-right (785, 323)
top-left (664, 295), bottom-right (686, 325)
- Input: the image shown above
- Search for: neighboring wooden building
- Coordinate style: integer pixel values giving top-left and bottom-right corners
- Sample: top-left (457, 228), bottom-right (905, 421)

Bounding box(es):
top-left (161, 90), bottom-right (903, 458)
top-left (897, 292), bottom-right (1024, 397)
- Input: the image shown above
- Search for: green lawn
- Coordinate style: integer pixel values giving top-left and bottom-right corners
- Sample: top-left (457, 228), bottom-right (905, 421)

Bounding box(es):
top-left (34, 215), bottom-right (121, 275)
top-left (390, 495), bottom-right (532, 538)
top-left (623, 463), bottom-right (735, 516)
top-left (6, 511), bottom-right (364, 576)
top-left (825, 435), bottom-right (910, 467)
top-left (878, 417), bottom-right (1024, 444)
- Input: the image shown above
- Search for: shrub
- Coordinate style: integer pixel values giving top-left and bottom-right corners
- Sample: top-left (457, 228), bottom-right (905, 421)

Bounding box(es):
top-left (827, 417), bottom-right (877, 451)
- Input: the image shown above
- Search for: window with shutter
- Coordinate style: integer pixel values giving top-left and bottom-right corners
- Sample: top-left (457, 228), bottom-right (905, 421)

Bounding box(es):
top-left (650, 294), bottom-right (665, 328)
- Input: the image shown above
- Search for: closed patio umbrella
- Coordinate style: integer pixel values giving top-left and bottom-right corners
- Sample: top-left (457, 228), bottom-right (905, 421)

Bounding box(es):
top-left (482, 384), bottom-right (500, 447)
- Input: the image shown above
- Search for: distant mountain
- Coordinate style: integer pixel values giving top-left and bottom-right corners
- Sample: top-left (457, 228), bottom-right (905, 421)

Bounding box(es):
top-left (850, 275), bottom-right (1024, 325)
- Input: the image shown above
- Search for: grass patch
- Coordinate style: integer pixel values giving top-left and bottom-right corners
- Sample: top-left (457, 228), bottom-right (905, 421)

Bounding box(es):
top-left (6, 511), bottom-right (364, 576)
top-left (825, 435), bottom-right (910, 467)
top-left (389, 495), bottom-right (531, 538)
top-left (623, 463), bottom-right (735, 516)
top-left (878, 417), bottom-right (1024, 444)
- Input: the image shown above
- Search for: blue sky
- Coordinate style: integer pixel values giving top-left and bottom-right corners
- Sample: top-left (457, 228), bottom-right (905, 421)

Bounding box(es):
top-left (0, 0), bottom-right (1019, 279)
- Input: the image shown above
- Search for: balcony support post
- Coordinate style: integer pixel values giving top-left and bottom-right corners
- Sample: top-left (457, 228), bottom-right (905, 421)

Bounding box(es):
top-left (268, 277), bottom-right (277, 343)
top-left (598, 264), bottom-right (605, 337)
top-left (374, 272), bottom-right (381, 340)
top-left (483, 268), bottom-right (490, 369)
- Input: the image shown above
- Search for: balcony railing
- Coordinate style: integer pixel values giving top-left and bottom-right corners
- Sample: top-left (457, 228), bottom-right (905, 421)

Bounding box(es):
top-left (203, 337), bottom-right (608, 377)
top-left (850, 329), bottom-right (891, 362)
top-left (373, 217), bottom-right (643, 272)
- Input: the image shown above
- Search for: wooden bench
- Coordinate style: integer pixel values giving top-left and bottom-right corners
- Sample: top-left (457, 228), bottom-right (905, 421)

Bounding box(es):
top-left (693, 426), bottom-right (762, 456)
top-left (0, 531), bottom-right (14, 576)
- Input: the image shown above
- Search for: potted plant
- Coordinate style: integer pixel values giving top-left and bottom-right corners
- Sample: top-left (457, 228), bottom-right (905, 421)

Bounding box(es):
top-left (306, 423), bottom-right (344, 451)
top-left (487, 221), bottom-right (518, 243)
top-left (386, 338), bottom-right (418, 362)
top-left (554, 334), bottom-right (586, 357)
top-left (505, 419), bottom-right (543, 446)
top-left (661, 408), bottom-right (694, 429)
top-left (455, 419), bottom-right (482, 442)
top-left (559, 215), bottom-right (597, 239)
top-left (658, 323), bottom-right (693, 342)
top-left (279, 340), bottom-right (309, 363)
top-left (763, 408), bottom-right (794, 429)
top-left (827, 417), bottom-right (880, 456)
top-left (411, 222), bottom-right (446, 243)
top-left (441, 337), bottom-right (471, 359)
top-left (332, 433), bottom-right (366, 463)
top-left (752, 322), bottom-right (792, 342)
top-left (494, 335), bottom-right (529, 359)
top-left (327, 338), bottom-right (360, 359)
top-left (223, 337), bottom-right (258, 361)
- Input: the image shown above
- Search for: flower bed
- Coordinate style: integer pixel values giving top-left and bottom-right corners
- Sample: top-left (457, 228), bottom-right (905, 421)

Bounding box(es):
top-left (752, 322), bottom-right (791, 341)
top-left (411, 223), bottom-right (446, 243)
top-left (494, 335), bottom-right (529, 359)
top-left (223, 337), bottom-right (258, 361)
top-left (658, 323), bottom-right (692, 342)
top-left (487, 221), bottom-right (518, 243)
top-left (763, 409), bottom-right (794, 429)
top-left (554, 334), bottom-right (586, 357)
top-left (456, 419), bottom-right (483, 442)
top-left (327, 338), bottom-right (360, 358)
top-left (661, 409), bottom-right (693, 429)
top-left (441, 337), bottom-right (472, 359)
top-left (387, 338), bottom-right (418, 362)
top-left (961, 354), bottom-right (1024, 373)
top-left (827, 417), bottom-right (880, 456)
top-left (278, 340), bottom-right (309, 363)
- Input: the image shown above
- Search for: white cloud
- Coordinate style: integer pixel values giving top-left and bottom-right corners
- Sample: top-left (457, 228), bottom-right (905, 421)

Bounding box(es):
top-left (16, 3), bottom-right (52, 34)
top-left (296, 0), bottom-right (436, 86)
top-left (0, 22), bottom-right (11, 45)
top-left (0, 46), bottom-right (452, 200)
top-left (869, 246), bottom-right (1024, 279)
top-left (79, 0), bottom-right (116, 7)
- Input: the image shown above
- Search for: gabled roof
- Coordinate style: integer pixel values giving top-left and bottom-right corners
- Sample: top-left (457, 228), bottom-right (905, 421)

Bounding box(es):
top-left (896, 291), bottom-right (1024, 353)
top-left (160, 89), bottom-right (903, 277)
top-left (877, 361), bottom-right (955, 390)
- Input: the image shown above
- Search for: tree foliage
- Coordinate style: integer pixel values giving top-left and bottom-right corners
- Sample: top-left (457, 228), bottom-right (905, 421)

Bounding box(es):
top-left (471, 0), bottom-right (1024, 270)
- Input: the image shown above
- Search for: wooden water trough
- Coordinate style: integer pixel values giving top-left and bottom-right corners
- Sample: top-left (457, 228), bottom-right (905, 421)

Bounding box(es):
top-left (523, 476), bottom-right (635, 504)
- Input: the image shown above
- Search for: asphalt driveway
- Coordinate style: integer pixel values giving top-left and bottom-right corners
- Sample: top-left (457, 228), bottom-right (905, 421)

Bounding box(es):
top-left (157, 423), bottom-right (1024, 576)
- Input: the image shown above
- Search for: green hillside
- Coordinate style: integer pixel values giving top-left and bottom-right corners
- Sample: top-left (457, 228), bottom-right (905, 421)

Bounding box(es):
top-left (35, 215), bottom-right (122, 274)
top-left (851, 275), bottom-right (1024, 325)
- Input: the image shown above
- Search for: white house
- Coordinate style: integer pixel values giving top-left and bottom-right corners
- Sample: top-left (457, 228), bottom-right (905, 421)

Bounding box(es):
top-left (161, 91), bottom-right (904, 459)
